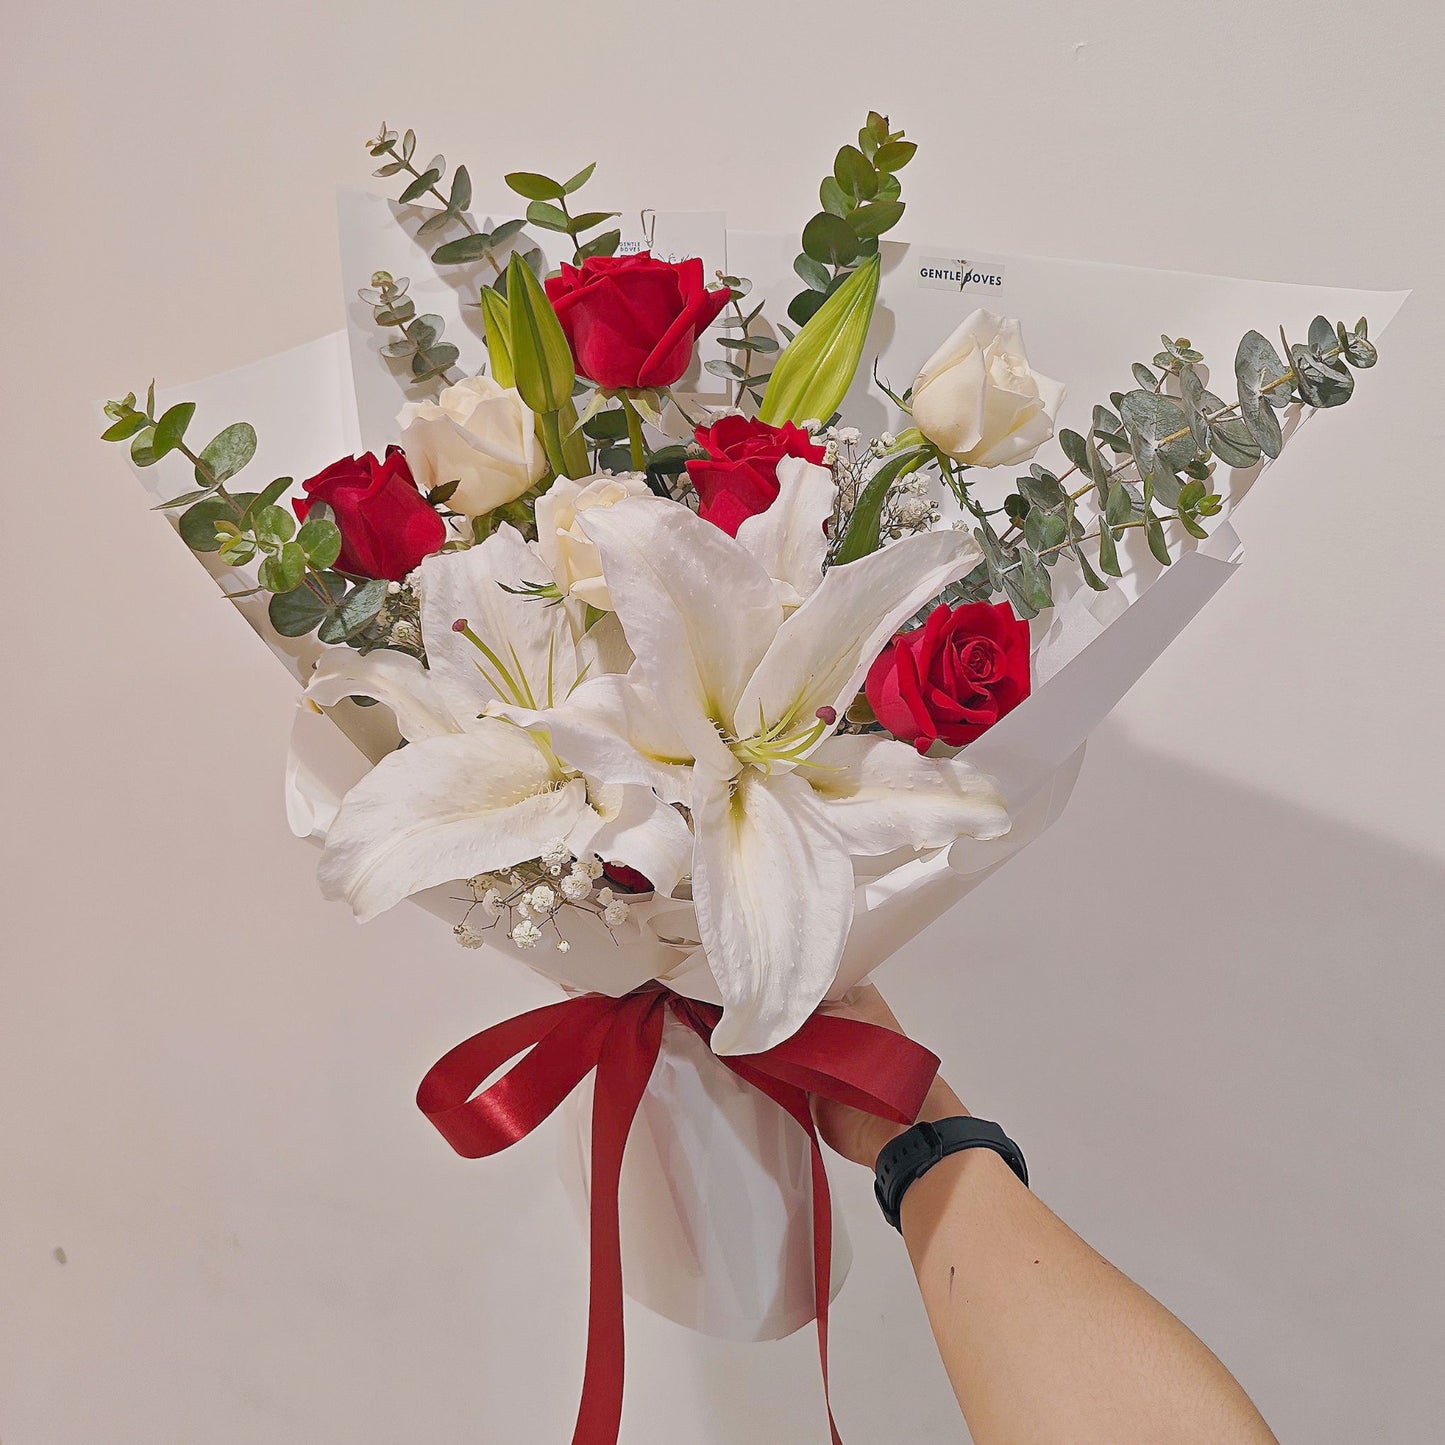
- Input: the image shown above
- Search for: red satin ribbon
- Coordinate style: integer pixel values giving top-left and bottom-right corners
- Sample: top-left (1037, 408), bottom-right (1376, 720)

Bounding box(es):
top-left (417, 987), bottom-right (939, 1445)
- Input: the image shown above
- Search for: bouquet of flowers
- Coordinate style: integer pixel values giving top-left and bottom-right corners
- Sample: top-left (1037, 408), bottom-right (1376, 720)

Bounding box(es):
top-left (101, 112), bottom-right (1399, 1441)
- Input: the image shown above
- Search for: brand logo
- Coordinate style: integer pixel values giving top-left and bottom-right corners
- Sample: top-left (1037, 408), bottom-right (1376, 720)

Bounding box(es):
top-left (917, 255), bottom-right (1007, 294)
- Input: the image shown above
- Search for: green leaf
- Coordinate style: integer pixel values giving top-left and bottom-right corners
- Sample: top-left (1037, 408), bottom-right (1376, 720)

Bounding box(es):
top-left (1017, 549), bottom-right (1054, 611)
top-left (874, 139), bottom-right (917, 172)
top-left (1144, 512), bottom-right (1172, 565)
top-left (1119, 390), bottom-right (1196, 471)
top-left (506, 251), bottom-right (575, 414)
top-left (794, 253), bottom-right (831, 292)
top-left (1239, 392), bottom-right (1283, 458)
top-left (787, 289), bottom-right (828, 327)
top-left (196, 422), bottom-right (257, 485)
top-left (241, 477), bottom-right (293, 525)
top-left (1105, 481), bottom-right (1133, 527)
top-left (569, 210), bottom-right (619, 232)
top-left (430, 233), bottom-right (497, 265)
top-left (178, 496), bottom-right (235, 551)
top-left (1097, 521), bottom-right (1122, 578)
top-left (101, 412), bottom-right (149, 442)
top-left (574, 228), bottom-right (621, 261)
top-left (506, 170), bottom-right (565, 201)
top-left (398, 168), bottom-right (442, 204)
top-left (834, 144), bottom-right (877, 200)
top-left (151, 487), bottom-right (212, 511)
top-left (563, 161), bottom-right (596, 195)
top-left (479, 286), bottom-right (514, 388)
top-left (1234, 330), bottom-right (1290, 408)
top-left (801, 213), bottom-right (860, 268)
top-left (253, 503), bottom-right (295, 544)
top-left (818, 178), bottom-right (850, 217)
top-left (760, 252), bottom-right (880, 426)
top-left (318, 578), bottom-right (388, 643)
top-left (1024, 508), bottom-right (1067, 553)
top-left (1200, 390), bottom-right (1261, 469)
top-left (298, 516), bottom-right (342, 569)
top-left (130, 426), bottom-right (158, 467)
top-left (449, 165), bottom-right (472, 212)
top-left (268, 580), bottom-right (334, 638)
top-left (150, 402), bottom-right (195, 459)
top-left (849, 199), bottom-right (904, 240)
top-left (525, 200), bottom-right (571, 232)
top-left (258, 541), bottom-right (306, 594)
top-left (832, 446), bottom-right (930, 565)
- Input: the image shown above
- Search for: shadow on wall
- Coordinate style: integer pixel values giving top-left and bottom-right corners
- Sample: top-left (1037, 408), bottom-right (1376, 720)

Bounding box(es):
top-left (676, 721), bottom-right (1444, 1445)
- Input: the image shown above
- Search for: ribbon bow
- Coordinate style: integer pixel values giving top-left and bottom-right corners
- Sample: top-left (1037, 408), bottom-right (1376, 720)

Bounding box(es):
top-left (417, 987), bottom-right (939, 1445)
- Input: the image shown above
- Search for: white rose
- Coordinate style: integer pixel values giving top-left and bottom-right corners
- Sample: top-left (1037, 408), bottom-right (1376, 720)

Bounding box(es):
top-left (398, 375), bottom-right (547, 518)
top-left (535, 472), bottom-right (656, 611)
top-left (910, 310), bottom-right (1065, 468)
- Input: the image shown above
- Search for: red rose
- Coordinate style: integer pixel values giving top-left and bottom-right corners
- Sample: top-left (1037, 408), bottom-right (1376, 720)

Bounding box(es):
top-left (544, 252), bottom-right (732, 390)
top-left (865, 600), bottom-right (1031, 752)
top-left (293, 449), bottom-right (445, 582)
top-left (685, 416), bottom-right (828, 537)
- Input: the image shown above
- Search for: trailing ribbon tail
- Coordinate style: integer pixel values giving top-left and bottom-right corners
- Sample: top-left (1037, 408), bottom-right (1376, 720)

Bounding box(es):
top-left (417, 987), bottom-right (939, 1445)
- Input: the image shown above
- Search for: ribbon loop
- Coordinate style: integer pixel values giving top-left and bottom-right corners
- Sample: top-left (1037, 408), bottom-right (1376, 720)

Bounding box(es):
top-left (417, 987), bottom-right (939, 1445)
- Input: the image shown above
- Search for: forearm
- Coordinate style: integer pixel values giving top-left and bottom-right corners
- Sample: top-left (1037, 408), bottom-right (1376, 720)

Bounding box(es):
top-left (900, 1143), bottom-right (1278, 1445)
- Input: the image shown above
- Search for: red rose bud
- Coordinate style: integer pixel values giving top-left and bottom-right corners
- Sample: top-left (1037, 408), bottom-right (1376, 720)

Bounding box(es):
top-left (865, 600), bottom-right (1031, 752)
top-left (544, 252), bottom-right (732, 391)
top-left (293, 449), bottom-right (445, 583)
top-left (685, 415), bottom-right (828, 537)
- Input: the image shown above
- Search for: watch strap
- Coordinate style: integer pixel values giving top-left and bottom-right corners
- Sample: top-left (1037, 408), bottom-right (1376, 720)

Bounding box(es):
top-left (874, 1116), bottom-right (1028, 1231)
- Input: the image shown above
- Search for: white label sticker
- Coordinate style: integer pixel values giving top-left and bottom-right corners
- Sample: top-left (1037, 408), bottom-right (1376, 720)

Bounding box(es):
top-left (916, 254), bottom-right (1008, 295)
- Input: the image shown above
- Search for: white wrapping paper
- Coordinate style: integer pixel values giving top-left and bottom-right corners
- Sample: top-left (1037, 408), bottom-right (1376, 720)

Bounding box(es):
top-left (116, 194), bottom-right (1406, 1341)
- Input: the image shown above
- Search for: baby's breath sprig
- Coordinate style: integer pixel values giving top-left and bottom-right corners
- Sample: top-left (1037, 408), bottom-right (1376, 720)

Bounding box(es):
top-left (452, 842), bottom-right (638, 953)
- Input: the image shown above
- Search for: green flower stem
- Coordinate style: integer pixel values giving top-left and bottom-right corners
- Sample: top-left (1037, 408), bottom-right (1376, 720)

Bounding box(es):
top-left (621, 395), bottom-right (648, 473)
top-left (540, 409), bottom-right (580, 480)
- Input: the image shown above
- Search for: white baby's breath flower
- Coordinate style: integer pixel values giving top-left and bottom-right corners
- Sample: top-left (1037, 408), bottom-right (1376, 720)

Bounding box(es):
top-left (561, 872), bottom-right (592, 902)
top-left (880, 430), bottom-right (897, 449)
top-left (602, 901), bottom-right (630, 927)
top-left (596, 887), bottom-right (615, 907)
top-left (541, 838), bottom-right (571, 868)
top-left (556, 939), bottom-right (571, 954)
top-left (528, 884), bottom-right (557, 913)
top-left (582, 859), bottom-right (604, 880)
top-left (511, 919), bottom-right (543, 948)
top-left (837, 426), bottom-right (860, 444)
top-left (453, 922), bottom-right (488, 950)
top-left (480, 888), bottom-right (504, 916)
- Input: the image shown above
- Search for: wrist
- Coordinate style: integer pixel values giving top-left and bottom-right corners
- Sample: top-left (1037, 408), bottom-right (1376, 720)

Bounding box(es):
top-left (868, 1079), bottom-right (969, 1168)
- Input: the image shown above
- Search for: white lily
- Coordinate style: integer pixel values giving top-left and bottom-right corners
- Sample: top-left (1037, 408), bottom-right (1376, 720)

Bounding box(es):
top-left (306, 525), bottom-right (691, 921)
top-left (520, 494), bottom-right (1010, 1054)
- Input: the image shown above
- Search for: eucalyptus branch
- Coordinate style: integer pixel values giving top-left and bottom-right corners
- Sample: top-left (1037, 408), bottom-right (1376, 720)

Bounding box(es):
top-left (366, 125), bottom-right (522, 280)
top-left (504, 163), bottom-right (620, 266)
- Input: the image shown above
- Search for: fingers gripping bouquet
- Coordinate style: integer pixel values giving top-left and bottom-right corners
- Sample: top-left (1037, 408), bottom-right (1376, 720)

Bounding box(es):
top-left (103, 112), bottom-right (1393, 1439)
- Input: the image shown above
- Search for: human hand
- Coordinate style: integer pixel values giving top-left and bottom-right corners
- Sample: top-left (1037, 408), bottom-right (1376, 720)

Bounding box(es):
top-left (812, 984), bottom-right (968, 1169)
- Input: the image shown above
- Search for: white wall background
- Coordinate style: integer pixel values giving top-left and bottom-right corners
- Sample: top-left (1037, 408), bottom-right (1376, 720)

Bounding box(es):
top-left (3, 3), bottom-right (1442, 1441)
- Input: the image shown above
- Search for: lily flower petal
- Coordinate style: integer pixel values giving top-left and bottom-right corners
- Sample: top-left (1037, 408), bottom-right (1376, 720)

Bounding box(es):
top-left (691, 767), bottom-right (855, 1055)
top-left (305, 646), bottom-right (462, 742)
top-left (318, 719), bottom-right (586, 922)
top-left (580, 499), bottom-right (781, 775)
top-left (737, 528), bottom-right (982, 745)
top-left (572, 782), bottom-right (694, 899)
top-left (805, 733), bottom-right (1011, 854)
top-left (418, 524), bottom-right (580, 721)
top-left (496, 672), bottom-right (695, 806)
top-left (734, 456), bottom-right (834, 608)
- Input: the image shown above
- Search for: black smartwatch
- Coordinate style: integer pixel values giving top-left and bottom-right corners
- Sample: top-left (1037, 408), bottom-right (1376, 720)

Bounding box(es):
top-left (874, 1117), bottom-right (1029, 1231)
